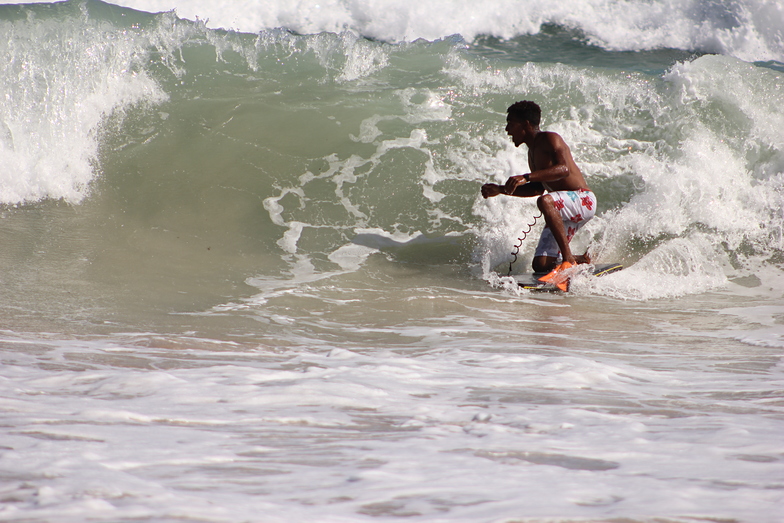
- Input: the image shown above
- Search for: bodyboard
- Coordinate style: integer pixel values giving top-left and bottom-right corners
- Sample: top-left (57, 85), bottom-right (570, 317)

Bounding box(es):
top-left (515, 262), bottom-right (623, 292)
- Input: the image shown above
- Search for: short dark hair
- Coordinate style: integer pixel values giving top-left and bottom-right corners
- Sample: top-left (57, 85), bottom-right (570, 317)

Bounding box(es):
top-left (507, 101), bottom-right (541, 126)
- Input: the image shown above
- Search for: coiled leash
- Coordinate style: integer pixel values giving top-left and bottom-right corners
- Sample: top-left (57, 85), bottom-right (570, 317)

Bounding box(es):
top-left (508, 212), bottom-right (542, 276)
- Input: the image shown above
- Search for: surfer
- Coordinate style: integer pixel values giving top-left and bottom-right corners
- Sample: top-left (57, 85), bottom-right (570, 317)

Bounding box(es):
top-left (481, 100), bottom-right (595, 284)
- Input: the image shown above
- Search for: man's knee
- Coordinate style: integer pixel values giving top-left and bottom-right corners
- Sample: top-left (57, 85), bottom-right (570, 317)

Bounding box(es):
top-left (537, 194), bottom-right (554, 212)
top-left (532, 256), bottom-right (557, 273)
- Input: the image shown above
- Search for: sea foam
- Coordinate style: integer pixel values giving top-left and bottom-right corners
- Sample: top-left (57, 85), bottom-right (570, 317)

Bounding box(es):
top-left (113, 0), bottom-right (784, 62)
top-left (0, 7), bottom-right (166, 204)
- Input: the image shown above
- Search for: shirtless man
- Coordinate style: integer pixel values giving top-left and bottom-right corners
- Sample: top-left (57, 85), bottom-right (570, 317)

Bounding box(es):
top-left (481, 101), bottom-right (595, 283)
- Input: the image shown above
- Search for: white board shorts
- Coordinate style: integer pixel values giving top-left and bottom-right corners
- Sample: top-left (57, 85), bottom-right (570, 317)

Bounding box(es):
top-left (535, 189), bottom-right (597, 259)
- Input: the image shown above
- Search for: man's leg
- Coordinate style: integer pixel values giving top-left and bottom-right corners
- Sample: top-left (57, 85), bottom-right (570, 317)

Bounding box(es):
top-left (535, 194), bottom-right (582, 289)
top-left (537, 194), bottom-right (575, 265)
top-left (532, 255), bottom-right (558, 273)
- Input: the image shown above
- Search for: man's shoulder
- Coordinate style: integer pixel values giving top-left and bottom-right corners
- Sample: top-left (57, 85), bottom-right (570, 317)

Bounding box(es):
top-left (533, 130), bottom-right (565, 149)
top-left (540, 130), bottom-right (565, 142)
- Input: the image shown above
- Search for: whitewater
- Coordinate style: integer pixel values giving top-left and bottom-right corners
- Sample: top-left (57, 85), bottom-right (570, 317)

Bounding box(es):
top-left (1, 1), bottom-right (783, 522)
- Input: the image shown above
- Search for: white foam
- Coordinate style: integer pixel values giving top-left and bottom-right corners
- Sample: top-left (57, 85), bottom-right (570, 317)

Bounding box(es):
top-left (583, 236), bottom-right (728, 300)
top-left (113, 0), bottom-right (784, 61)
top-left (0, 11), bottom-right (167, 205)
top-left (2, 335), bottom-right (782, 521)
top-left (277, 221), bottom-right (306, 254)
top-left (327, 242), bottom-right (378, 270)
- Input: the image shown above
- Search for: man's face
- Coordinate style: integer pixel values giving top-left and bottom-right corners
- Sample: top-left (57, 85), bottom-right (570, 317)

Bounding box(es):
top-left (505, 115), bottom-right (530, 147)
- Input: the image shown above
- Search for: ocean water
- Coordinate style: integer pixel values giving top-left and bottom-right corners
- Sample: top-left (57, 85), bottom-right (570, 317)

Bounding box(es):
top-left (1, 1), bottom-right (783, 521)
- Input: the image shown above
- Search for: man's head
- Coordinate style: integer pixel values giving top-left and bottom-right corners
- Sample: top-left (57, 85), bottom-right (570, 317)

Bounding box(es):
top-left (506, 100), bottom-right (541, 147)
top-left (507, 101), bottom-right (541, 126)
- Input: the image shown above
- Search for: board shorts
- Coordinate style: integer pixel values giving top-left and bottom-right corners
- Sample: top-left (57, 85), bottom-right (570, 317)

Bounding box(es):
top-left (535, 189), bottom-right (597, 260)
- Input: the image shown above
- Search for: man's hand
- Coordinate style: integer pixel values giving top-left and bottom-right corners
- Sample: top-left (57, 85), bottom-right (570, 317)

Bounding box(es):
top-left (481, 183), bottom-right (504, 199)
top-left (504, 174), bottom-right (528, 195)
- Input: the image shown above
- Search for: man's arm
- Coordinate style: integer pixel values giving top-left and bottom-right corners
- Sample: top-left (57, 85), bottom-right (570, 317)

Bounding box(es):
top-left (481, 181), bottom-right (544, 199)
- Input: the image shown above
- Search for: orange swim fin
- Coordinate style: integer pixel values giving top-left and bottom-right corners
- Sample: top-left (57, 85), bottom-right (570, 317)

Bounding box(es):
top-left (537, 261), bottom-right (575, 282)
top-left (537, 261), bottom-right (575, 291)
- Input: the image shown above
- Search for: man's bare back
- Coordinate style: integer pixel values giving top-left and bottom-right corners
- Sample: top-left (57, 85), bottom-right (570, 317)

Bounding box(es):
top-left (526, 131), bottom-right (588, 192)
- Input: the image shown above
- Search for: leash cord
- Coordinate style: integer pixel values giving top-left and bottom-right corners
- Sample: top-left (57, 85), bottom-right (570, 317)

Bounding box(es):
top-left (508, 212), bottom-right (542, 276)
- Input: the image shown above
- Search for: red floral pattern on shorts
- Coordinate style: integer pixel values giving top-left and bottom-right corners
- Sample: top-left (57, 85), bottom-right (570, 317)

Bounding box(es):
top-left (534, 190), bottom-right (597, 260)
top-left (580, 195), bottom-right (594, 210)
